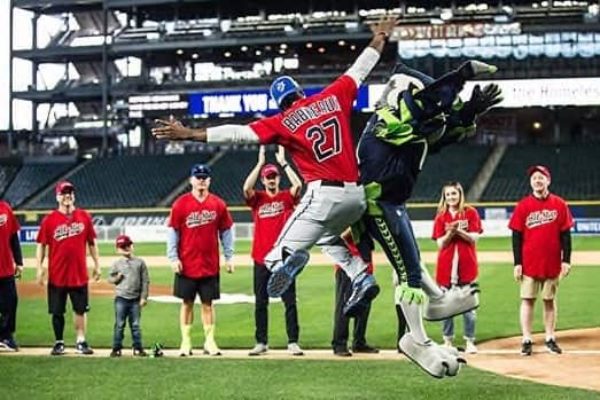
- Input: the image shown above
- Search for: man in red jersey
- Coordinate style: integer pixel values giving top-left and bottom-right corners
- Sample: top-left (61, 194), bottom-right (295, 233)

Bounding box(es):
top-left (36, 181), bottom-right (100, 356)
top-left (509, 165), bottom-right (573, 356)
top-left (0, 200), bottom-right (23, 351)
top-left (244, 145), bottom-right (303, 356)
top-left (167, 164), bottom-right (234, 356)
top-left (153, 18), bottom-right (396, 316)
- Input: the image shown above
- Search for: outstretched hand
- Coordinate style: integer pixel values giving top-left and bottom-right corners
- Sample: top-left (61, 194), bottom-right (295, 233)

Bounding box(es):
top-left (469, 84), bottom-right (503, 115)
top-left (152, 116), bottom-right (192, 141)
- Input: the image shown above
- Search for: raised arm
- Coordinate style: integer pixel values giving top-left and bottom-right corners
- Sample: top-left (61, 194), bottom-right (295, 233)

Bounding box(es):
top-left (243, 146), bottom-right (266, 200)
top-left (344, 16), bottom-right (396, 87)
top-left (275, 145), bottom-right (302, 197)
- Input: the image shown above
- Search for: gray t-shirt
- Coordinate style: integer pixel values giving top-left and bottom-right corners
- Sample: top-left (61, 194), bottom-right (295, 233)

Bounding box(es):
top-left (108, 256), bottom-right (150, 300)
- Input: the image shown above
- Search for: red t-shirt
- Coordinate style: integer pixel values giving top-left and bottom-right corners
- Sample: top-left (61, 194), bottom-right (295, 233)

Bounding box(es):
top-left (249, 75), bottom-right (359, 183)
top-left (37, 209), bottom-right (96, 287)
top-left (247, 189), bottom-right (298, 265)
top-left (432, 206), bottom-right (482, 287)
top-left (508, 194), bottom-right (574, 279)
top-left (0, 201), bottom-right (20, 278)
top-left (169, 193), bottom-right (233, 278)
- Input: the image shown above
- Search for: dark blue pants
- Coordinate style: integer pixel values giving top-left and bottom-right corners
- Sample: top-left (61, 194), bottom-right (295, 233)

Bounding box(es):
top-left (332, 268), bottom-right (371, 350)
top-left (364, 202), bottom-right (422, 288)
top-left (112, 297), bottom-right (142, 350)
top-left (0, 277), bottom-right (17, 340)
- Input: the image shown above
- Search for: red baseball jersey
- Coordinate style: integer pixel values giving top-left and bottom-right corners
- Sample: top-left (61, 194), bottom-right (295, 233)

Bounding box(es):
top-left (249, 75), bottom-right (359, 183)
top-left (247, 189), bottom-right (298, 265)
top-left (37, 209), bottom-right (96, 287)
top-left (0, 201), bottom-right (20, 278)
top-left (432, 206), bottom-right (482, 287)
top-left (508, 194), bottom-right (574, 279)
top-left (169, 193), bottom-right (233, 278)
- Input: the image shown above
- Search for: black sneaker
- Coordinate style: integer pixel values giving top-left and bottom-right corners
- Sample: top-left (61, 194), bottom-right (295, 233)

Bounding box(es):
top-left (521, 340), bottom-right (533, 356)
top-left (545, 339), bottom-right (562, 354)
top-left (133, 348), bottom-right (148, 357)
top-left (51, 341), bottom-right (66, 356)
top-left (352, 344), bottom-right (379, 354)
top-left (333, 347), bottom-right (352, 357)
top-left (0, 337), bottom-right (19, 352)
top-left (110, 349), bottom-right (122, 358)
top-left (76, 341), bottom-right (94, 355)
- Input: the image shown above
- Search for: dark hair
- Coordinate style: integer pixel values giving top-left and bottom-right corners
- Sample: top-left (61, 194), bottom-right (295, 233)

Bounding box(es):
top-left (279, 92), bottom-right (303, 111)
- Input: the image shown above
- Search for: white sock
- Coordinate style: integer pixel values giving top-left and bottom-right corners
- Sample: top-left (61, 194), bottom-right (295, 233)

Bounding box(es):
top-left (545, 335), bottom-right (555, 342)
top-left (76, 335), bottom-right (85, 343)
top-left (523, 336), bottom-right (532, 344)
top-left (399, 301), bottom-right (429, 344)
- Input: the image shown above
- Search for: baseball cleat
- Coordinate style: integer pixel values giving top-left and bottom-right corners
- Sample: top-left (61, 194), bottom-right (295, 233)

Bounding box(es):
top-left (343, 272), bottom-right (380, 317)
top-left (50, 341), bottom-right (66, 356)
top-left (424, 284), bottom-right (479, 321)
top-left (267, 249), bottom-right (310, 297)
top-left (76, 341), bottom-right (94, 355)
top-left (399, 333), bottom-right (465, 379)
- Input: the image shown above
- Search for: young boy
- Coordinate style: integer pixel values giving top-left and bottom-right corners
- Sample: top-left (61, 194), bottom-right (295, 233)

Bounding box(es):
top-left (108, 235), bottom-right (150, 357)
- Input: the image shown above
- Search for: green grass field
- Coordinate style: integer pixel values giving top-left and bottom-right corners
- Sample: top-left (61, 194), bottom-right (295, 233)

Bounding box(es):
top-left (3, 236), bottom-right (600, 399)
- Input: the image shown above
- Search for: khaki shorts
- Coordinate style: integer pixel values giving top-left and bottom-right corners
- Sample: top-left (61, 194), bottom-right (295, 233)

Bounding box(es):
top-left (520, 276), bottom-right (559, 300)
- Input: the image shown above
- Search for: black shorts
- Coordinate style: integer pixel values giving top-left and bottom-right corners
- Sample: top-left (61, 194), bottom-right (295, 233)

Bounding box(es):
top-left (174, 274), bottom-right (220, 303)
top-left (48, 284), bottom-right (90, 315)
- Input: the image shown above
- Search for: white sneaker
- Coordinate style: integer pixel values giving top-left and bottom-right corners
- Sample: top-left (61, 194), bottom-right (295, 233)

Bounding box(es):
top-left (203, 340), bottom-right (222, 356)
top-left (248, 343), bottom-right (268, 356)
top-left (287, 342), bottom-right (304, 356)
top-left (443, 338), bottom-right (454, 348)
top-left (465, 340), bottom-right (478, 354)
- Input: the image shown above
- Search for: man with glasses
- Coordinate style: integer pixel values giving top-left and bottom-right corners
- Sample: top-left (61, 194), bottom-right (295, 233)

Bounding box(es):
top-left (36, 181), bottom-right (100, 355)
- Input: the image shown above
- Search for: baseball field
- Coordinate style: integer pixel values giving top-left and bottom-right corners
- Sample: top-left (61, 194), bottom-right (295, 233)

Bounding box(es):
top-left (1, 236), bottom-right (600, 399)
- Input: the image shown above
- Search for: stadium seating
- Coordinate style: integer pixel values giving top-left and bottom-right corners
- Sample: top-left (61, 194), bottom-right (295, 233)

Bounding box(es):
top-left (411, 145), bottom-right (492, 202)
top-left (0, 164), bottom-right (20, 198)
top-left (482, 144), bottom-right (600, 201)
top-left (28, 153), bottom-right (213, 209)
top-left (3, 161), bottom-right (76, 208)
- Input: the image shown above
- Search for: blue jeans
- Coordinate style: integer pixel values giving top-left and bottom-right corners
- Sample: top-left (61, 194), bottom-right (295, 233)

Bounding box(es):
top-left (112, 297), bottom-right (142, 350)
top-left (442, 309), bottom-right (476, 341)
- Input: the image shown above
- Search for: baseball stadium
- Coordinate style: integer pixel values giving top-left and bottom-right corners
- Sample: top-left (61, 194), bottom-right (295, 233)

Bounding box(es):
top-left (1, 1), bottom-right (600, 399)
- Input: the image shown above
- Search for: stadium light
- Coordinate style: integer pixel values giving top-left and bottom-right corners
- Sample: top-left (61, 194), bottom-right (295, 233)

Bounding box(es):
top-left (241, 46), bottom-right (248, 52)
top-left (176, 49), bottom-right (184, 55)
top-left (192, 53), bottom-right (199, 60)
top-left (318, 47), bottom-right (326, 53)
top-left (306, 42), bottom-right (313, 48)
top-left (440, 9), bottom-right (453, 21)
top-left (338, 40), bottom-right (346, 46)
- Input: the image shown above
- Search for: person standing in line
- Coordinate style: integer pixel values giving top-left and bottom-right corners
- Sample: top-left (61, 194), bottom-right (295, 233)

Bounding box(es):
top-left (108, 234), bottom-right (149, 357)
top-left (167, 164), bottom-right (234, 356)
top-left (332, 229), bottom-right (379, 357)
top-left (432, 182), bottom-right (482, 354)
top-left (0, 200), bottom-right (23, 351)
top-left (244, 145), bottom-right (304, 356)
top-left (36, 181), bottom-right (100, 356)
top-left (509, 165), bottom-right (573, 356)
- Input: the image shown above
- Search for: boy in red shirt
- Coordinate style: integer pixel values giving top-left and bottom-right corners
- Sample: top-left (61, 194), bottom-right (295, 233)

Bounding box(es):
top-left (167, 164), bottom-right (234, 356)
top-left (509, 165), bottom-right (573, 356)
top-left (432, 182), bottom-right (482, 354)
top-left (0, 200), bottom-right (23, 351)
top-left (36, 181), bottom-right (101, 356)
top-left (244, 146), bottom-right (303, 356)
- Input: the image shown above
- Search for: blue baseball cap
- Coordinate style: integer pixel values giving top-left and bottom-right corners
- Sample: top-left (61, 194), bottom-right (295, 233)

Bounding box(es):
top-left (270, 75), bottom-right (304, 108)
top-left (190, 164), bottom-right (211, 178)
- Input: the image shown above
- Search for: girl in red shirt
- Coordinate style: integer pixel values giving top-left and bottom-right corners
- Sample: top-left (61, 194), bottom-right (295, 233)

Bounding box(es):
top-left (432, 182), bottom-right (482, 353)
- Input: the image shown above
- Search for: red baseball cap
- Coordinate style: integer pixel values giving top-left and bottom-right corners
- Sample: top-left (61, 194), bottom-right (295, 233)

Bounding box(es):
top-left (260, 164), bottom-right (280, 178)
top-left (115, 234), bottom-right (133, 248)
top-left (527, 165), bottom-right (551, 180)
top-left (55, 181), bottom-right (75, 194)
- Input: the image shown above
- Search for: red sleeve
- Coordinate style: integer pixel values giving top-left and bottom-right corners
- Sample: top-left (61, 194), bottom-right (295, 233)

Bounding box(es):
top-left (37, 216), bottom-right (49, 245)
top-left (84, 212), bottom-right (96, 243)
top-left (219, 201), bottom-right (234, 231)
top-left (249, 115), bottom-right (285, 145)
top-left (168, 199), bottom-right (183, 230)
top-left (508, 201), bottom-right (525, 232)
top-left (245, 191), bottom-right (260, 208)
top-left (322, 75), bottom-right (358, 115)
top-left (560, 199), bottom-right (574, 232)
top-left (432, 213), bottom-right (446, 240)
top-left (8, 206), bottom-right (20, 235)
top-left (467, 207), bottom-right (483, 234)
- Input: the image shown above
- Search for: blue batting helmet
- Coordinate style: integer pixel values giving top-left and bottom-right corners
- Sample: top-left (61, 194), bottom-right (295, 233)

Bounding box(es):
top-left (270, 76), bottom-right (304, 108)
